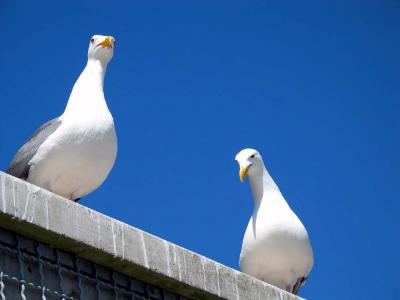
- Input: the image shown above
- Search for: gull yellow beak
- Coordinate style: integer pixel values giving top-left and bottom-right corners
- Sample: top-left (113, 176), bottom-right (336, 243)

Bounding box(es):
top-left (239, 165), bottom-right (251, 182)
top-left (98, 36), bottom-right (114, 48)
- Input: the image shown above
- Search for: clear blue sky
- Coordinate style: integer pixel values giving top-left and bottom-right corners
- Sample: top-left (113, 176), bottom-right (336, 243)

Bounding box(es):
top-left (1, 1), bottom-right (399, 299)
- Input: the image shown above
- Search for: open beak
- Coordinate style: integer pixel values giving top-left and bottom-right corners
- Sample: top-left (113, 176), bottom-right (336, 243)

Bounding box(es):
top-left (98, 36), bottom-right (114, 48)
top-left (239, 165), bottom-right (251, 182)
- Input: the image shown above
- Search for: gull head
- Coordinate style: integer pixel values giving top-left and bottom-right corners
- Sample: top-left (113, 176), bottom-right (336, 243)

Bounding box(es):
top-left (88, 35), bottom-right (115, 64)
top-left (235, 148), bottom-right (263, 182)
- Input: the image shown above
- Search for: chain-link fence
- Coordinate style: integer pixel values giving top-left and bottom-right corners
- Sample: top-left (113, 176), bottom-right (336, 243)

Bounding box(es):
top-left (0, 227), bottom-right (189, 300)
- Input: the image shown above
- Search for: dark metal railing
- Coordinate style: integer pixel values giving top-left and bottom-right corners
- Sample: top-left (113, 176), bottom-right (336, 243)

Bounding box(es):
top-left (0, 227), bottom-right (188, 300)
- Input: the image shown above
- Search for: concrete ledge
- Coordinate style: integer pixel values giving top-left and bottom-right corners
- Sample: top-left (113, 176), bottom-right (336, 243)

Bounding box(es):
top-left (0, 172), bottom-right (302, 300)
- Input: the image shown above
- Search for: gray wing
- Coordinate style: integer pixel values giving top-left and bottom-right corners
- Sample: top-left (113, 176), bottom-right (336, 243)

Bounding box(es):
top-left (7, 117), bottom-right (62, 179)
top-left (292, 277), bottom-right (307, 295)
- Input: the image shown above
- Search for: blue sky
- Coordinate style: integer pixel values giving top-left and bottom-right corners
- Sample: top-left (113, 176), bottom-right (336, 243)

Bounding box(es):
top-left (1, 1), bottom-right (399, 299)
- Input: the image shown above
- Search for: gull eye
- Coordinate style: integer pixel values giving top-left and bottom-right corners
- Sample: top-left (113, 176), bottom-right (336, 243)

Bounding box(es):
top-left (91, 38), bottom-right (95, 43)
top-left (250, 154), bottom-right (255, 158)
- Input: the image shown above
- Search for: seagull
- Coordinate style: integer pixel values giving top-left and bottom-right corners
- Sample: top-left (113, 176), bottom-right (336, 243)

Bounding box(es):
top-left (235, 148), bottom-right (313, 295)
top-left (7, 35), bottom-right (118, 202)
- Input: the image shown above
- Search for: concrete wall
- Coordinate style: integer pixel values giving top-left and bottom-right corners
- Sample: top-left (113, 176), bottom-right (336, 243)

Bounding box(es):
top-left (0, 172), bottom-right (302, 300)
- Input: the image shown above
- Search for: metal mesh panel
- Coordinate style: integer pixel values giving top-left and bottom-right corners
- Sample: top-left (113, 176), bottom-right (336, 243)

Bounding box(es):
top-left (0, 227), bottom-right (190, 300)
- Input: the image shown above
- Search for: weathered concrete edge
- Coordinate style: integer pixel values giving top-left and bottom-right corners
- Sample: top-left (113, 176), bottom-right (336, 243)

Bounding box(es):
top-left (0, 172), bottom-right (302, 300)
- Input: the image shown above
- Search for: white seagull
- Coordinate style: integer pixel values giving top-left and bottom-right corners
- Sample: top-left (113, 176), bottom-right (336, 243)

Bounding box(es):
top-left (7, 35), bottom-right (118, 202)
top-left (235, 148), bottom-right (313, 294)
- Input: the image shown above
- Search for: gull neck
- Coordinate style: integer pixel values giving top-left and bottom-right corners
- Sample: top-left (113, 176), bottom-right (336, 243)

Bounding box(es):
top-left (80, 59), bottom-right (108, 87)
top-left (63, 59), bottom-right (109, 116)
top-left (249, 165), bottom-right (279, 213)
